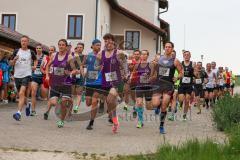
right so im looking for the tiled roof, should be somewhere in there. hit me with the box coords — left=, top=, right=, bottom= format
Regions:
left=0, top=24, right=48, bottom=52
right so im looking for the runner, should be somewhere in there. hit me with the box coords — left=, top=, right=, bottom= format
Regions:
left=71, top=42, right=85, bottom=114
left=194, top=62, right=208, bottom=114
left=44, top=39, right=75, bottom=127
left=178, top=51, right=195, bottom=121
left=211, top=61, right=218, bottom=103
left=96, top=33, right=128, bottom=133
left=129, top=50, right=142, bottom=117
left=217, top=67, right=225, bottom=98
left=223, top=67, right=231, bottom=95
left=151, top=42, right=183, bottom=134
left=132, top=50, right=155, bottom=128
left=84, top=39, right=102, bottom=130
left=30, top=44, right=45, bottom=116
left=230, top=71, right=236, bottom=96
left=205, top=63, right=217, bottom=109
left=10, top=35, right=37, bottom=121
left=168, top=50, right=179, bottom=121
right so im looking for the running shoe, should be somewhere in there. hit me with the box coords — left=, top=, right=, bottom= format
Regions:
left=44, top=112, right=48, bottom=120
left=123, top=104, right=128, bottom=111
left=159, top=126, right=166, bottom=134
left=183, top=114, right=187, bottom=121
left=112, top=123, right=119, bottom=134
left=168, top=114, right=175, bottom=121
left=73, top=105, right=79, bottom=113
left=30, top=111, right=37, bottom=116
left=13, top=112, right=21, bottom=121
left=86, top=124, right=93, bottom=130
left=108, top=118, right=113, bottom=124
left=136, top=121, right=144, bottom=128
left=57, top=120, right=64, bottom=128
left=154, top=107, right=160, bottom=115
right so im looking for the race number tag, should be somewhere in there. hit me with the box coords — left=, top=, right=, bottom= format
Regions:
left=219, top=79, right=225, bottom=85
left=195, top=79, right=202, bottom=84
left=49, top=67, right=53, bottom=74
left=105, top=72, right=118, bottom=82
left=159, top=67, right=170, bottom=76
left=76, top=74, right=81, bottom=79
left=182, top=77, right=191, bottom=84
left=54, top=67, right=65, bottom=76
left=140, top=74, right=149, bottom=84
left=88, top=71, right=99, bottom=80
left=34, top=68, right=42, bottom=75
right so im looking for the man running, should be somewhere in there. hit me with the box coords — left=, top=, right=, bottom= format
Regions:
left=30, top=44, right=45, bottom=116
left=211, top=61, right=218, bottom=103
left=178, top=51, right=195, bottom=121
left=151, top=42, right=183, bottom=134
left=223, top=67, right=231, bottom=95
left=217, top=67, right=225, bottom=98
left=205, top=63, right=217, bottom=109
left=84, top=39, right=102, bottom=130
left=44, top=39, right=75, bottom=127
left=10, top=35, right=37, bottom=121
left=194, top=62, right=208, bottom=114
left=96, top=33, right=128, bottom=133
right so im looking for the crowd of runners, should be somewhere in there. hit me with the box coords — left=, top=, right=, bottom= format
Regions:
left=0, top=33, right=237, bottom=134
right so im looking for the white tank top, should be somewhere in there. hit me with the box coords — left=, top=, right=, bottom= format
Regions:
left=206, top=71, right=215, bottom=88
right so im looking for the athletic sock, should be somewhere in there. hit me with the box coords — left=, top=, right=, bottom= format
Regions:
left=136, top=107, right=144, bottom=123
left=160, top=112, right=167, bottom=127
left=17, top=111, right=21, bottom=115
left=205, top=99, right=209, bottom=107
left=89, top=119, right=94, bottom=126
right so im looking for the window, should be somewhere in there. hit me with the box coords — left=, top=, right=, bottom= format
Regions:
left=1, top=14, right=16, bottom=30
left=125, top=31, right=140, bottom=50
left=67, top=15, right=83, bottom=39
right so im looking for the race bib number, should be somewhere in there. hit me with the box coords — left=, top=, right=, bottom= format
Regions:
left=182, top=77, right=191, bottom=84
left=140, top=74, right=149, bottom=84
left=49, top=67, right=53, bottom=74
left=54, top=67, right=65, bottom=76
left=195, top=79, right=202, bottom=84
left=219, top=79, right=225, bottom=85
left=88, top=71, right=98, bottom=80
left=105, top=72, right=118, bottom=82
left=159, top=67, right=170, bottom=76
left=76, top=74, right=81, bottom=79
left=34, top=68, right=42, bottom=75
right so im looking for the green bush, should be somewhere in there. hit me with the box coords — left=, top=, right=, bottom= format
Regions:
left=212, top=94, right=240, bottom=131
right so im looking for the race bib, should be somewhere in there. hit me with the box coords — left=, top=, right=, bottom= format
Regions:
left=49, top=67, right=53, bottom=74
left=219, top=79, right=225, bottom=85
left=195, top=79, right=202, bottom=84
left=54, top=67, right=65, bottom=76
left=88, top=71, right=98, bottom=80
left=76, top=74, right=81, bottom=79
left=34, top=68, right=42, bottom=75
left=182, top=77, right=191, bottom=84
left=140, top=74, right=149, bottom=84
left=105, top=71, right=118, bottom=82
left=159, top=67, right=170, bottom=76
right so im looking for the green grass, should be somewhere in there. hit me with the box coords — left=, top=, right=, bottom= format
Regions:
left=116, top=95, right=240, bottom=160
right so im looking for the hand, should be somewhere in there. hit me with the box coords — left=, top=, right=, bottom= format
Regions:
left=13, top=55, right=19, bottom=61
left=173, top=77, right=178, bottom=82
left=32, top=66, right=36, bottom=71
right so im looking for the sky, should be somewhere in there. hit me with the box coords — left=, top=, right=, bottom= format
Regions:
left=161, top=0, right=240, bottom=74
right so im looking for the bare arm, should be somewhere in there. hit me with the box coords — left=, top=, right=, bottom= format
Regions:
left=174, top=59, right=183, bottom=81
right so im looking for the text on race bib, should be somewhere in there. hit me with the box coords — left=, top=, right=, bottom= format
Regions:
left=195, top=79, right=202, bottom=84
left=76, top=74, right=81, bottom=79
left=88, top=71, right=99, bottom=80
left=105, top=72, right=118, bottom=82
left=34, top=68, right=42, bottom=75
left=182, top=77, right=191, bottom=84
left=140, top=74, right=149, bottom=84
left=53, top=67, right=65, bottom=76
left=159, top=67, right=170, bottom=76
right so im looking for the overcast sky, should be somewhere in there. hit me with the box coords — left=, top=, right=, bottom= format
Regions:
left=161, top=0, right=240, bottom=74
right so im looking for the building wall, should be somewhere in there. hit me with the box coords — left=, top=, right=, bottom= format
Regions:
left=118, top=0, right=160, bottom=26
left=98, top=0, right=111, bottom=40
left=0, top=0, right=97, bottom=53
left=111, top=10, right=157, bottom=60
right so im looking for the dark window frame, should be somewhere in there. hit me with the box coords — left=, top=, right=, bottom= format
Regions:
left=67, top=15, right=83, bottom=40
left=1, top=14, right=16, bottom=30
left=125, top=30, right=140, bottom=50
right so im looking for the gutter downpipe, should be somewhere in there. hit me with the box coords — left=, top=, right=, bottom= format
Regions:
left=95, top=0, right=99, bottom=39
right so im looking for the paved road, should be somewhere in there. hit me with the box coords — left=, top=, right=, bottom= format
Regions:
left=0, top=93, right=229, bottom=160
